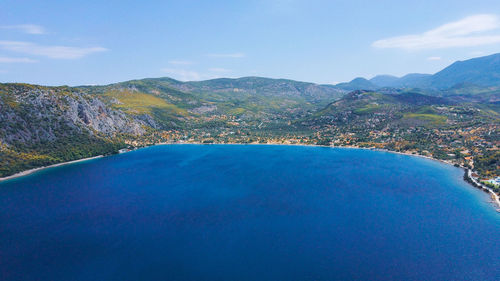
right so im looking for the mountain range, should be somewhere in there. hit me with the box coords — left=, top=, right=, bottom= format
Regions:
left=339, top=53, right=500, bottom=91
left=0, top=53, right=499, bottom=179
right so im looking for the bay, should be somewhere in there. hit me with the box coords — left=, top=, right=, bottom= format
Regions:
left=0, top=145, right=499, bottom=280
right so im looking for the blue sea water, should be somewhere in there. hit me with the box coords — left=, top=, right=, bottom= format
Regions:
left=0, top=145, right=499, bottom=281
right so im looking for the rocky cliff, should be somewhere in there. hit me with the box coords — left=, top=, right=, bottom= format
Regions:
left=0, top=84, right=155, bottom=176
left=0, top=84, right=148, bottom=146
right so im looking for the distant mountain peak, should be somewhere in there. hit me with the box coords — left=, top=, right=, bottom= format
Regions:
left=430, top=52, right=500, bottom=88
left=335, top=77, right=377, bottom=91
left=369, top=75, right=400, bottom=87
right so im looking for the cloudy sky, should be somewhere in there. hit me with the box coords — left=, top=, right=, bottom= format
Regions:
left=2, top=0, right=500, bottom=85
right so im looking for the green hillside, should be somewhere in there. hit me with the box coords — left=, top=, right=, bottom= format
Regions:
left=0, top=75, right=498, bottom=196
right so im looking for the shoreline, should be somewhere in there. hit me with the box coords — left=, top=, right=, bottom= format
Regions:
left=1, top=143, right=498, bottom=210
left=156, top=141, right=457, bottom=165
left=464, top=169, right=500, bottom=211
left=156, top=142, right=500, bottom=210
left=0, top=155, right=104, bottom=182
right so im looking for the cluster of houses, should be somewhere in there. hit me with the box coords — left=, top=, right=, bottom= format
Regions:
left=486, top=177, right=500, bottom=187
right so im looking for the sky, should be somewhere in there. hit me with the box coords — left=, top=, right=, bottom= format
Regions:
left=2, top=0, right=500, bottom=86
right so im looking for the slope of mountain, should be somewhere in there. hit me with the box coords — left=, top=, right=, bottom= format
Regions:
left=441, top=83, right=500, bottom=103
left=0, top=83, right=150, bottom=176
left=335, top=77, right=377, bottom=91
left=0, top=77, right=348, bottom=177
left=395, top=73, right=433, bottom=88
left=345, top=53, right=500, bottom=91
left=369, top=73, right=433, bottom=88
left=308, top=90, right=452, bottom=127
left=101, top=76, right=346, bottom=117
left=301, top=91, right=498, bottom=168
left=369, top=75, right=399, bottom=87
left=430, top=53, right=500, bottom=88
left=171, top=76, right=346, bottom=106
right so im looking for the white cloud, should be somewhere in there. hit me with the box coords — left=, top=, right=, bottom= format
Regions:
left=0, top=41, right=107, bottom=59
left=208, top=67, right=231, bottom=73
left=372, top=14, right=500, bottom=50
left=0, top=24, right=46, bottom=34
left=427, top=56, right=442, bottom=61
left=161, top=68, right=201, bottom=81
left=0, top=56, right=38, bottom=63
left=168, top=60, right=193, bottom=65
left=207, top=53, right=245, bottom=58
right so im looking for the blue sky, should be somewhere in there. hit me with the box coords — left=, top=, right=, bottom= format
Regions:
left=2, top=0, right=500, bottom=85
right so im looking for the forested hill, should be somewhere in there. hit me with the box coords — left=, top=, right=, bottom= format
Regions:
left=0, top=77, right=345, bottom=177
left=0, top=75, right=499, bottom=195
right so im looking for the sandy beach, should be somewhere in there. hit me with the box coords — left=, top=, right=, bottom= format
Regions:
left=0, top=155, right=104, bottom=182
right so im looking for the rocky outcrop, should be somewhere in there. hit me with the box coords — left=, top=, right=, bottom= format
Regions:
left=0, top=84, right=150, bottom=146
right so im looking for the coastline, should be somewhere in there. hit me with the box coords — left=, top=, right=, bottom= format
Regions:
left=0, top=155, right=103, bottom=183
left=157, top=141, right=457, bottom=165
left=464, top=169, right=500, bottom=211
left=1, top=142, right=498, bottom=211
left=337, top=147, right=500, bottom=210
left=156, top=142, right=500, bottom=210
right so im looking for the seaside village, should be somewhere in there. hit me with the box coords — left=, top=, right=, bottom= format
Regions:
left=484, top=176, right=500, bottom=187
left=121, top=117, right=500, bottom=189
